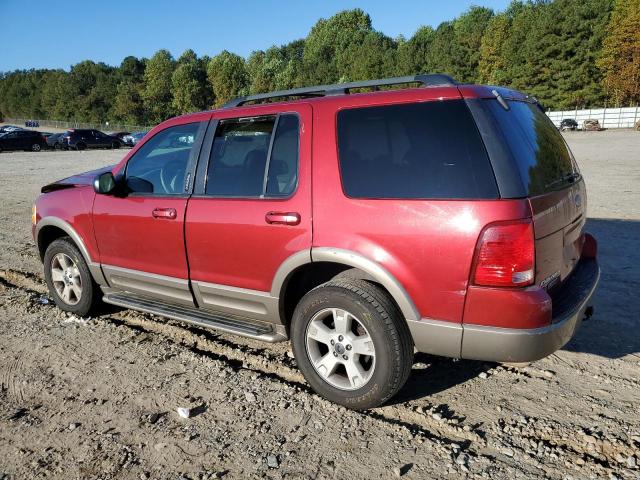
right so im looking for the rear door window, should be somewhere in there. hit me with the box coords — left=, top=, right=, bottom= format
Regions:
left=205, top=114, right=299, bottom=198
left=336, top=100, right=498, bottom=199
left=483, top=100, right=578, bottom=196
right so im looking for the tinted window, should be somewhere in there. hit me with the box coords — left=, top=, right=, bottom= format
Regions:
left=266, top=115, right=299, bottom=197
left=125, top=122, right=204, bottom=195
left=206, top=114, right=299, bottom=197
left=337, top=100, right=498, bottom=199
left=484, top=99, right=577, bottom=196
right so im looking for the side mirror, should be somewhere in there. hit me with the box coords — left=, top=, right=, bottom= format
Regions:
left=94, top=171, right=116, bottom=194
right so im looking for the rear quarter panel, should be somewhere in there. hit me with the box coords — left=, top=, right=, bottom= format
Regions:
left=312, top=92, right=532, bottom=323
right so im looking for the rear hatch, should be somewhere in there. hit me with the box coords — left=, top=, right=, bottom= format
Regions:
left=473, top=96, right=586, bottom=292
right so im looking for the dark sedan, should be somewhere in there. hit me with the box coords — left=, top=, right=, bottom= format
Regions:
left=61, top=129, right=122, bottom=150
left=0, top=130, right=47, bottom=152
left=46, top=132, right=67, bottom=150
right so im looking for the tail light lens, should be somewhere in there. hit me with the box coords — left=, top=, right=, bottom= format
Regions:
left=472, top=220, right=535, bottom=287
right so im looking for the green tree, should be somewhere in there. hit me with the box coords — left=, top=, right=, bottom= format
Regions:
left=142, top=49, right=175, bottom=123
left=113, top=56, right=146, bottom=124
left=341, top=31, right=398, bottom=81
left=451, top=6, right=494, bottom=82
left=300, top=9, right=373, bottom=84
left=598, top=0, right=640, bottom=105
left=207, top=51, right=248, bottom=107
left=397, top=26, right=436, bottom=75
left=478, top=14, right=511, bottom=83
left=171, top=49, right=211, bottom=114
left=65, top=61, right=118, bottom=123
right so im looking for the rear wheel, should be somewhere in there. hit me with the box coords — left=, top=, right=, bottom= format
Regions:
left=111, top=141, right=120, bottom=149
left=43, top=237, right=101, bottom=316
left=31, top=143, right=41, bottom=152
left=291, top=279, right=413, bottom=410
left=76, top=142, right=86, bottom=151
left=54, top=142, right=61, bottom=150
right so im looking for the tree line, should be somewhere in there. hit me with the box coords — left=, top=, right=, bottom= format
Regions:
left=0, top=0, right=638, bottom=127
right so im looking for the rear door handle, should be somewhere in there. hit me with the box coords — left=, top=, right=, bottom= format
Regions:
left=265, top=211, right=301, bottom=226
left=152, top=208, right=177, bottom=219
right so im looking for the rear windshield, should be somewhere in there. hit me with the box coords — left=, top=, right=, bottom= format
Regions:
left=483, top=99, right=577, bottom=196
left=336, top=100, right=498, bottom=199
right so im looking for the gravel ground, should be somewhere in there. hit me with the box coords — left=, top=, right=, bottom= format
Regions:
left=0, top=131, right=639, bottom=480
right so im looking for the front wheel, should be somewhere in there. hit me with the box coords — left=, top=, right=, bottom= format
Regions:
left=111, top=141, right=120, bottom=149
left=291, top=279, right=413, bottom=410
left=43, top=237, right=101, bottom=316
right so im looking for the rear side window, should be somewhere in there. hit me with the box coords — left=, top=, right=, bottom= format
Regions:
left=484, top=100, right=577, bottom=196
left=206, top=114, right=299, bottom=197
left=337, top=100, right=498, bottom=199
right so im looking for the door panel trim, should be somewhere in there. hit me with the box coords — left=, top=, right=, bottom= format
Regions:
left=101, top=264, right=194, bottom=306
left=192, top=280, right=280, bottom=324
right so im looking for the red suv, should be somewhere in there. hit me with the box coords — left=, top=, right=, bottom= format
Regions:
left=32, top=74, right=599, bottom=409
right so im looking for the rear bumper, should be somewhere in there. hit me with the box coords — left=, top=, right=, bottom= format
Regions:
left=460, top=258, right=600, bottom=362
left=407, top=258, right=599, bottom=362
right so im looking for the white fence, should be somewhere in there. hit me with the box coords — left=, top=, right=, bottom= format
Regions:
left=546, top=107, right=640, bottom=129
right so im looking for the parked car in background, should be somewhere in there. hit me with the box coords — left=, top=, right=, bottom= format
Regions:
left=40, top=132, right=55, bottom=139
left=46, top=133, right=66, bottom=150
left=121, top=131, right=148, bottom=147
left=0, top=130, right=46, bottom=152
left=33, top=74, right=599, bottom=409
left=61, top=129, right=122, bottom=150
left=560, top=118, right=578, bottom=131
left=108, top=131, right=131, bottom=142
left=0, top=125, right=23, bottom=134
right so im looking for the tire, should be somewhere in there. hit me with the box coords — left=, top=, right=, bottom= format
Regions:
left=43, top=237, right=101, bottom=317
left=76, top=142, right=86, bottom=151
left=111, top=141, right=120, bottom=149
left=54, top=143, right=61, bottom=150
left=31, top=143, right=41, bottom=152
left=291, top=279, right=414, bottom=410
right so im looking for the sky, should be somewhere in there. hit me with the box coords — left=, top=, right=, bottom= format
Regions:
left=0, top=0, right=511, bottom=72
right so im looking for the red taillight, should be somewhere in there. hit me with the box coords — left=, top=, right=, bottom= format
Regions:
left=472, top=220, right=535, bottom=287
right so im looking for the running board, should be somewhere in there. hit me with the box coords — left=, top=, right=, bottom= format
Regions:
left=103, top=293, right=287, bottom=342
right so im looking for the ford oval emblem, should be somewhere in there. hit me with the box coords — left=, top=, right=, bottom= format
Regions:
left=574, top=194, right=582, bottom=207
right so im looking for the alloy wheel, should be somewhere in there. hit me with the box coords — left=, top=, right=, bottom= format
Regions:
left=50, top=253, right=82, bottom=305
left=305, top=307, right=376, bottom=390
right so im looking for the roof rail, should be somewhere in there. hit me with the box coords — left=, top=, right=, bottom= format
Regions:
left=222, top=73, right=457, bottom=108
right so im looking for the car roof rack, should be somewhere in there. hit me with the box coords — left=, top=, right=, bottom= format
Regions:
left=222, top=73, right=457, bottom=108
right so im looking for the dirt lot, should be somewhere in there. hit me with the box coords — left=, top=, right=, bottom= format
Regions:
left=0, top=130, right=639, bottom=480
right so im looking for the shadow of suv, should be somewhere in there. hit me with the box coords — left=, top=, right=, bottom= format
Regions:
left=32, top=74, right=599, bottom=409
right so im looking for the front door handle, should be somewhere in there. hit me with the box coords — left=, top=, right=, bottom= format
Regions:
left=152, top=207, right=177, bottom=219
left=265, top=211, right=301, bottom=226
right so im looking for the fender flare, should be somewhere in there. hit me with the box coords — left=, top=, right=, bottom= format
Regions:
left=270, top=247, right=420, bottom=322
left=35, top=217, right=107, bottom=285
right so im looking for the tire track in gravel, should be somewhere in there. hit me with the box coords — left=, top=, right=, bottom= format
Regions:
left=1, top=267, right=636, bottom=474
left=0, top=357, right=26, bottom=404
left=0, top=268, right=479, bottom=451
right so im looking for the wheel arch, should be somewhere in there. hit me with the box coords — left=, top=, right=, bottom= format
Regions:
left=36, top=217, right=107, bottom=285
left=272, top=248, right=420, bottom=330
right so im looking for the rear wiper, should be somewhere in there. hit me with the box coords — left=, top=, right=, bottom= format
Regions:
left=545, top=172, right=580, bottom=189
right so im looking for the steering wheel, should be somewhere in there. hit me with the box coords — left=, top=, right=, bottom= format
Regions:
left=160, top=159, right=184, bottom=194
